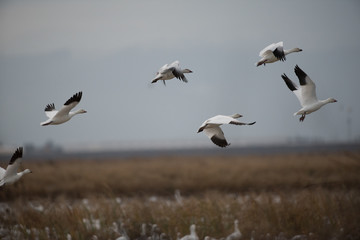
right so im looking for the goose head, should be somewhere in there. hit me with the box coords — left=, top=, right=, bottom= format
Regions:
left=231, top=114, right=243, bottom=119
left=327, top=98, right=337, bottom=103
left=285, top=48, right=303, bottom=54
left=77, top=109, right=87, bottom=114
left=22, top=169, right=32, bottom=175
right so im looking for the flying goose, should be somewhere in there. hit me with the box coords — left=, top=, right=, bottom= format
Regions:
left=256, top=41, right=302, bottom=66
left=197, top=114, right=256, bottom=148
left=41, top=91, right=87, bottom=126
left=0, top=147, right=32, bottom=187
left=281, top=65, right=337, bottom=122
left=152, top=60, right=192, bottom=85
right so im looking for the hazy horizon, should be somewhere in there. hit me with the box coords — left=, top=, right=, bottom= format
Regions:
left=1, top=1, right=360, bottom=150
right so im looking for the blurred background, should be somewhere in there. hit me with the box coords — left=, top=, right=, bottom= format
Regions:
left=1, top=0, right=359, bottom=156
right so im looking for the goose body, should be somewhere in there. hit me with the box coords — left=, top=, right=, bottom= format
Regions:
left=256, top=42, right=302, bottom=66
left=197, top=114, right=256, bottom=148
left=152, top=60, right=192, bottom=85
left=180, top=224, right=198, bottom=240
left=281, top=65, right=337, bottom=121
left=41, top=91, right=87, bottom=126
left=225, top=220, right=242, bottom=240
left=0, top=147, right=32, bottom=187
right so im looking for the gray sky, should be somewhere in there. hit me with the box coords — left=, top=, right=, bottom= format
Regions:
left=1, top=0, right=359, bottom=150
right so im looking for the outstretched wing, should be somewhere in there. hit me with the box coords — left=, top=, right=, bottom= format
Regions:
left=168, top=61, right=187, bottom=82
left=203, top=126, right=230, bottom=148
left=272, top=46, right=286, bottom=61
left=3, top=147, right=23, bottom=180
left=44, top=103, right=57, bottom=118
left=55, top=92, right=83, bottom=117
left=230, top=120, right=256, bottom=126
left=171, top=68, right=187, bottom=82
left=259, top=42, right=283, bottom=57
left=294, top=65, right=318, bottom=106
left=281, top=73, right=303, bottom=106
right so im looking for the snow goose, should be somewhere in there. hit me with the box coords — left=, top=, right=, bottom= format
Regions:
left=151, top=60, right=192, bottom=85
left=135, top=223, right=147, bottom=240
left=41, top=91, right=87, bottom=126
left=0, top=147, right=32, bottom=187
left=281, top=65, right=337, bottom=122
left=204, top=237, right=219, bottom=240
left=256, top=41, right=302, bottom=66
left=180, top=224, right=198, bottom=240
left=197, top=114, right=256, bottom=148
left=225, top=220, right=242, bottom=240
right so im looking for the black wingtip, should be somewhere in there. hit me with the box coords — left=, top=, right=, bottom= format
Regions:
left=211, top=136, right=230, bottom=148
left=281, top=73, right=297, bottom=91
left=9, top=147, right=23, bottom=165
left=64, top=91, right=82, bottom=106
left=294, top=65, right=302, bottom=74
left=44, top=103, right=55, bottom=112
left=294, top=65, right=307, bottom=85
left=197, top=126, right=204, bottom=133
left=171, top=69, right=187, bottom=82
left=273, top=47, right=286, bottom=61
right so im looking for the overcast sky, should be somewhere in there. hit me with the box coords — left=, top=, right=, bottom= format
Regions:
left=0, top=0, right=359, bottom=150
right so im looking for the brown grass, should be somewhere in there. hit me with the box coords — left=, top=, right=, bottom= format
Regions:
left=1, top=151, right=360, bottom=199
left=0, top=151, right=360, bottom=239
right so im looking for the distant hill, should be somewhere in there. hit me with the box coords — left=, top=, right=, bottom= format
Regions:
left=0, top=142, right=359, bottom=162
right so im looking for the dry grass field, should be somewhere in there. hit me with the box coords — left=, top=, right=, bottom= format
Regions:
left=0, top=151, right=360, bottom=239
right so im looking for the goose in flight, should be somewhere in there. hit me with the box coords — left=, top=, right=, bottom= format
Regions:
left=281, top=65, right=337, bottom=122
left=256, top=41, right=302, bottom=67
left=151, top=60, right=192, bottom=85
left=0, top=147, right=32, bottom=187
left=41, top=91, right=87, bottom=126
left=197, top=114, right=256, bottom=148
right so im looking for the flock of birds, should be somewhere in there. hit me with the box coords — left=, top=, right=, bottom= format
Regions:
left=1, top=41, right=337, bottom=191
left=110, top=220, right=308, bottom=240
left=109, top=220, right=242, bottom=240
left=142, top=221, right=242, bottom=240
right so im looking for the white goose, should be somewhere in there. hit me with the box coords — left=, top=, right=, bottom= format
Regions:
left=256, top=41, right=302, bottom=66
left=180, top=224, right=198, bottom=240
left=152, top=60, right=192, bottom=85
left=225, top=220, right=242, bottom=240
left=197, top=114, right=256, bottom=148
left=281, top=65, right=337, bottom=122
left=0, top=147, right=32, bottom=187
left=41, top=91, right=87, bottom=126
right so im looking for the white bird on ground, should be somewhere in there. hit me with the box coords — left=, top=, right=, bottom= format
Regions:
left=0, top=147, right=32, bottom=187
left=290, top=234, right=309, bottom=240
left=281, top=65, right=337, bottom=122
left=41, top=91, right=87, bottom=126
left=256, top=41, right=302, bottom=66
left=151, top=224, right=161, bottom=240
left=151, top=60, right=192, bottom=85
left=180, top=224, right=198, bottom=240
left=204, top=237, right=222, bottom=240
left=197, top=114, right=256, bottom=148
left=225, top=220, right=242, bottom=240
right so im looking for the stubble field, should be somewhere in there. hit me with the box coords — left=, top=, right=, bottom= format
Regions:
left=0, top=151, right=359, bottom=240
